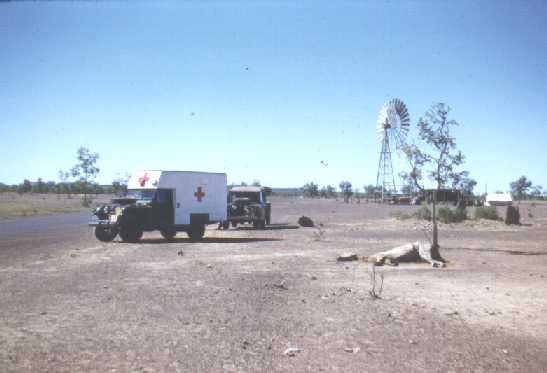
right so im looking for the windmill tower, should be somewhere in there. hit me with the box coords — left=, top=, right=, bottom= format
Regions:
left=376, top=98, right=410, bottom=201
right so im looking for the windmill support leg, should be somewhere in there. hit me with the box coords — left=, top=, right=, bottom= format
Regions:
left=376, top=131, right=396, bottom=202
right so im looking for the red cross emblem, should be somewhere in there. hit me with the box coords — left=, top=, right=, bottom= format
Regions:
left=138, top=173, right=150, bottom=187
left=194, top=186, right=205, bottom=202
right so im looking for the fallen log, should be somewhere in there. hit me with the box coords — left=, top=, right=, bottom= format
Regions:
left=365, top=241, right=445, bottom=268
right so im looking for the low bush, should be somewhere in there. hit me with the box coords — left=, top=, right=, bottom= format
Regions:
left=414, top=203, right=432, bottom=221
left=474, top=206, right=498, bottom=220
left=438, top=207, right=467, bottom=223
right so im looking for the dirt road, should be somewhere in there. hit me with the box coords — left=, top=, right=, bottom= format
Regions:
left=1, top=198, right=546, bottom=372
left=0, top=211, right=90, bottom=266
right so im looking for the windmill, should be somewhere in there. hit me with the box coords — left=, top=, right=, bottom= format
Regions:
left=375, top=98, right=410, bottom=201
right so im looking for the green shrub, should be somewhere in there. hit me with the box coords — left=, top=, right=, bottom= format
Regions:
left=438, top=207, right=467, bottom=223
left=414, top=203, right=432, bottom=221
left=474, top=206, right=498, bottom=220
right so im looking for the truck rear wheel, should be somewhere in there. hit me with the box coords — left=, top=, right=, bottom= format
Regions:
left=160, top=228, right=177, bottom=241
left=188, top=224, right=205, bottom=242
left=119, top=226, right=143, bottom=243
left=95, top=226, right=117, bottom=242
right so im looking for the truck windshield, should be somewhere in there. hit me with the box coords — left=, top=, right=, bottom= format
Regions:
left=126, top=189, right=156, bottom=201
left=231, top=192, right=261, bottom=203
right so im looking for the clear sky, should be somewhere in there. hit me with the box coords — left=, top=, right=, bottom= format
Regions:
left=1, top=1, right=546, bottom=192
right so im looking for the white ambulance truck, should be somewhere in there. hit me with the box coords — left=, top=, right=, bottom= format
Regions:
left=90, top=170, right=227, bottom=242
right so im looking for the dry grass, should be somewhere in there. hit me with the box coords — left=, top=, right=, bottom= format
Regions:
left=0, top=193, right=111, bottom=219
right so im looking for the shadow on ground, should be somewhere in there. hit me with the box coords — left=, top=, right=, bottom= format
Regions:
left=234, top=224, right=300, bottom=231
left=119, top=237, right=284, bottom=244
left=448, top=247, right=547, bottom=256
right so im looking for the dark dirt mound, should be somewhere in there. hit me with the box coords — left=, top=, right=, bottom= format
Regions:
left=298, top=216, right=314, bottom=227
left=505, top=205, right=520, bottom=225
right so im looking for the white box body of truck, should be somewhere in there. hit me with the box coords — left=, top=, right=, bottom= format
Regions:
left=127, top=170, right=227, bottom=225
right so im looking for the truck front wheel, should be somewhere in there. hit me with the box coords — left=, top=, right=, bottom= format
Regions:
left=95, top=226, right=118, bottom=242
left=188, top=225, right=205, bottom=242
left=119, top=226, right=143, bottom=243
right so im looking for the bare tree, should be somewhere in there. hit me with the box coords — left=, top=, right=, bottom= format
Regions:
left=401, top=103, right=467, bottom=260
left=303, top=182, right=319, bottom=198
left=339, top=181, right=353, bottom=203
left=65, top=147, right=100, bottom=206
left=510, top=176, right=533, bottom=201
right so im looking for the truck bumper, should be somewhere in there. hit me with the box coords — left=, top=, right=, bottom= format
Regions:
left=88, top=219, right=118, bottom=228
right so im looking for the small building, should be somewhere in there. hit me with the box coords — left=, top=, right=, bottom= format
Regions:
left=485, top=193, right=512, bottom=206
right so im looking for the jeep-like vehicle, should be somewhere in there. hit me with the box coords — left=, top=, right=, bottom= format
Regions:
left=90, top=170, right=227, bottom=243
left=221, top=186, right=271, bottom=229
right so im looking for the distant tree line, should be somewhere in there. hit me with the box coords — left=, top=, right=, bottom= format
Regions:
left=228, top=179, right=262, bottom=188
left=300, top=175, right=545, bottom=203
left=302, top=181, right=379, bottom=202
left=0, top=179, right=123, bottom=195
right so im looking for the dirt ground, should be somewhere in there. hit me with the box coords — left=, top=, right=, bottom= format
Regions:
left=1, top=197, right=546, bottom=372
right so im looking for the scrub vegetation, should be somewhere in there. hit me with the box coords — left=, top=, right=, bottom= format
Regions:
left=0, top=193, right=111, bottom=219
left=474, top=206, right=499, bottom=221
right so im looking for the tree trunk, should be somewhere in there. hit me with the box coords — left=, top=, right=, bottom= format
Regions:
left=366, top=241, right=445, bottom=268
left=430, top=190, right=443, bottom=261
left=432, top=193, right=438, bottom=248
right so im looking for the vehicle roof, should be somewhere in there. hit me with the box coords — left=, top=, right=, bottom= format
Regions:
left=486, top=193, right=512, bottom=202
left=138, top=170, right=226, bottom=176
left=230, top=186, right=263, bottom=193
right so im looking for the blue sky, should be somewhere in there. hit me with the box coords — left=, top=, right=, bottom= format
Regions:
left=1, top=1, right=546, bottom=192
